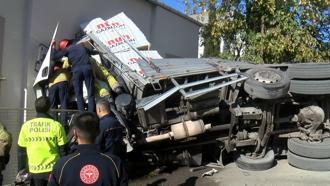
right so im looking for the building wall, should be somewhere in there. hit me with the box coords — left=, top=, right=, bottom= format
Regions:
left=149, top=6, right=199, bottom=58
left=0, top=1, right=31, bottom=184
left=0, top=0, right=29, bottom=108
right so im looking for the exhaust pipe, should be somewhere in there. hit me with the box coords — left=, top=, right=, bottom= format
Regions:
left=146, top=120, right=211, bottom=143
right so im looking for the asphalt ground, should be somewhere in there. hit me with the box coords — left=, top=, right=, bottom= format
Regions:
left=129, top=158, right=330, bottom=186
left=129, top=165, right=218, bottom=186
left=210, top=159, right=330, bottom=186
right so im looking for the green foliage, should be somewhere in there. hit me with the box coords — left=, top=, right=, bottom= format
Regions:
left=202, top=0, right=220, bottom=57
left=185, top=0, right=330, bottom=63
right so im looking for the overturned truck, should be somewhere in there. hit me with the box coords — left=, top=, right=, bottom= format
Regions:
left=100, top=56, right=330, bottom=171
left=35, top=13, right=330, bottom=171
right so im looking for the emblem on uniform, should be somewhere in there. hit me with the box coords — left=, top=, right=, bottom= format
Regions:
left=80, top=164, right=100, bottom=184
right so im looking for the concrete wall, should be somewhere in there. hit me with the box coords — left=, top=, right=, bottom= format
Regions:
left=0, top=0, right=30, bottom=108
left=0, top=1, right=32, bottom=184
left=149, top=6, right=200, bottom=58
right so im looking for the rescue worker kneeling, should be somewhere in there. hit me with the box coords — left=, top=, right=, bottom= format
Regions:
left=48, top=112, right=128, bottom=186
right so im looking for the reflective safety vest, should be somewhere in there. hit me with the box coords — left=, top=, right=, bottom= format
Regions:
left=90, top=57, right=120, bottom=91
left=18, top=117, right=67, bottom=173
left=49, top=57, right=71, bottom=87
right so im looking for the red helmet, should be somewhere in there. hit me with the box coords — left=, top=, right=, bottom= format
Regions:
left=59, top=39, right=69, bottom=50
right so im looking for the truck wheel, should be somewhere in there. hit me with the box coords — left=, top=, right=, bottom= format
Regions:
left=243, top=68, right=290, bottom=99
left=289, top=80, right=330, bottom=95
left=288, top=63, right=330, bottom=79
left=235, top=150, right=275, bottom=171
left=287, top=151, right=330, bottom=171
left=288, top=138, right=330, bottom=159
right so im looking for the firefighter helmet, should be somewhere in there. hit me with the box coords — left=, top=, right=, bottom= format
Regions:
left=59, top=39, right=69, bottom=50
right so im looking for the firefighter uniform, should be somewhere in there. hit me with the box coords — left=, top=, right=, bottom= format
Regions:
left=48, top=144, right=128, bottom=186
left=90, top=57, right=121, bottom=92
left=17, top=113, right=67, bottom=184
left=48, top=57, right=70, bottom=128
left=53, top=44, right=96, bottom=112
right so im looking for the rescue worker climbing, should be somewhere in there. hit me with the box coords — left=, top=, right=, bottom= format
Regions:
left=48, top=112, right=128, bottom=186
left=52, top=39, right=97, bottom=112
left=17, top=97, right=67, bottom=186
left=90, top=57, right=123, bottom=96
left=48, top=56, right=70, bottom=129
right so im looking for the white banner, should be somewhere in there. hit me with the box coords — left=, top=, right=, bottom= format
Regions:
left=33, top=23, right=59, bottom=87
left=83, top=12, right=150, bottom=53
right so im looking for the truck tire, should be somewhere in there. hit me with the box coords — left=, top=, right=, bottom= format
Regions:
left=288, top=63, right=330, bottom=79
left=287, top=151, right=330, bottom=171
left=235, top=150, right=275, bottom=171
left=243, top=68, right=290, bottom=99
left=288, top=138, right=330, bottom=159
left=289, top=80, right=330, bottom=95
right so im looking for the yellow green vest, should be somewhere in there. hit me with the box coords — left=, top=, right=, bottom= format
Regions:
left=18, top=117, right=67, bottom=173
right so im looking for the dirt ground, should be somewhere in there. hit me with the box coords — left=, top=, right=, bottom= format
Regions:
left=129, top=159, right=330, bottom=186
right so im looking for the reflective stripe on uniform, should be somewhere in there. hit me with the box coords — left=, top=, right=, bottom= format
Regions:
left=100, top=153, right=120, bottom=178
left=17, top=118, right=67, bottom=173
left=59, top=153, right=81, bottom=184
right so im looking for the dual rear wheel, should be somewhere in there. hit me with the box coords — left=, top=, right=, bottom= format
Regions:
left=287, top=138, right=330, bottom=171
left=235, top=138, right=330, bottom=171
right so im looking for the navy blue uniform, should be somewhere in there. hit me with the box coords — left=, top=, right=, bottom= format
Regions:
left=49, top=81, right=69, bottom=127
left=48, top=144, right=128, bottom=186
left=96, top=114, right=125, bottom=158
left=52, top=44, right=95, bottom=112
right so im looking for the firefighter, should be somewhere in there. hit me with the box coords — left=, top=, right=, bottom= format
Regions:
left=52, top=39, right=97, bottom=112
left=17, top=97, right=67, bottom=186
left=0, top=121, right=11, bottom=185
left=90, top=57, right=123, bottom=95
left=48, top=57, right=70, bottom=130
left=48, top=112, right=128, bottom=186
left=95, top=98, right=125, bottom=159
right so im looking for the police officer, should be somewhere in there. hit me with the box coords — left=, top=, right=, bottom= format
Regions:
left=48, top=112, right=128, bottom=186
left=95, top=98, right=125, bottom=158
left=17, top=97, right=67, bottom=186
left=52, top=39, right=96, bottom=112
